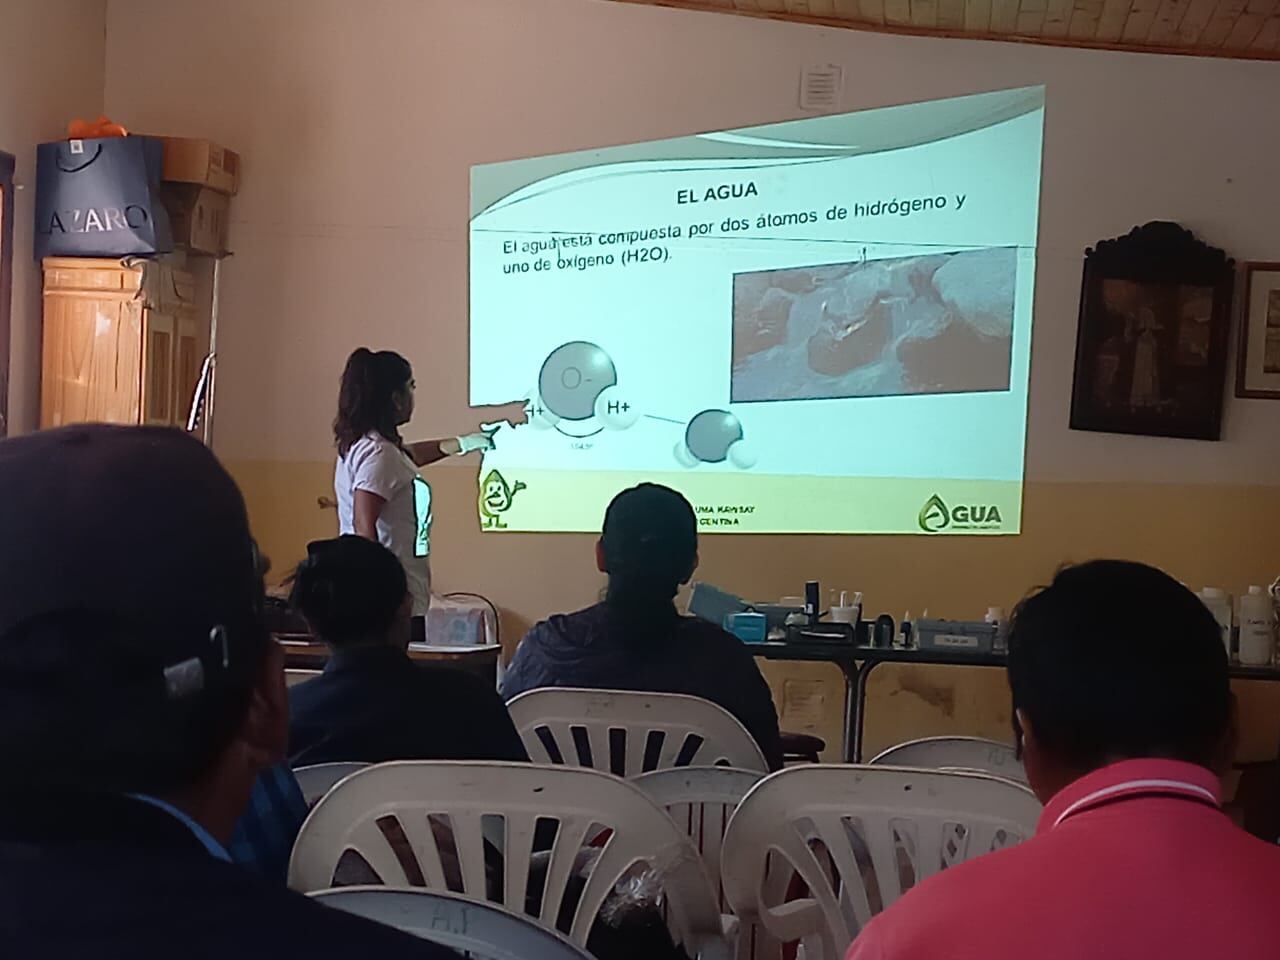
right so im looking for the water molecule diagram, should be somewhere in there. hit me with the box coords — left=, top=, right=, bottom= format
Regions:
left=528, top=340, right=757, bottom=470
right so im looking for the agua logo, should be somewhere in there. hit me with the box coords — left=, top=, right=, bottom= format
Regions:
left=918, top=494, right=1003, bottom=533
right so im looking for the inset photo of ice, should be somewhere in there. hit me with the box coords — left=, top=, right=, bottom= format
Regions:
left=731, top=246, right=1017, bottom=402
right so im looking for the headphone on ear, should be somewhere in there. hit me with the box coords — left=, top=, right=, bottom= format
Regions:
left=162, top=539, right=267, bottom=706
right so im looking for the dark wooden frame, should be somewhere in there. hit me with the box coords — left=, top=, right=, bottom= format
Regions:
left=1068, top=221, right=1234, bottom=441
left=1236, top=261, right=1280, bottom=400
left=0, top=151, right=14, bottom=438
left=615, top=1, right=1280, bottom=65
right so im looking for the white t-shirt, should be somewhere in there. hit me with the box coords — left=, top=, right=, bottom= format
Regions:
left=335, top=431, right=432, bottom=616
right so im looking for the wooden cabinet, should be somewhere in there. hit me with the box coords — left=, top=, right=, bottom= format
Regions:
left=41, top=257, right=205, bottom=429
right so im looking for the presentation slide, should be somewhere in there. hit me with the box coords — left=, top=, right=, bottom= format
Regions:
left=469, top=87, right=1044, bottom=534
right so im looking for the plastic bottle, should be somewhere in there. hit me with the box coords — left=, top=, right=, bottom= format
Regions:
left=1198, top=588, right=1234, bottom=660
left=1239, top=586, right=1276, bottom=667
left=986, top=606, right=1006, bottom=652
left=804, top=580, right=820, bottom=624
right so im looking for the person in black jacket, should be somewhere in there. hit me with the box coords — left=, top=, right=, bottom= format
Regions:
left=288, top=535, right=527, bottom=766
left=502, top=482, right=783, bottom=770
left=0, top=425, right=453, bottom=959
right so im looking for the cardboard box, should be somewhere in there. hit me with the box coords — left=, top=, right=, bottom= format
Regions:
left=160, top=184, right=230, bottom=255
left=160, top=137, right=240, bottom=195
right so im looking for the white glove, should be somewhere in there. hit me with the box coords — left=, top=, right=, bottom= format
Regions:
left=455, top=430, right=496, bottom=455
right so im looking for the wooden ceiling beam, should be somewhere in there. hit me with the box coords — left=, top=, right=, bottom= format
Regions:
left=609, top=0, right=1280, bottom=58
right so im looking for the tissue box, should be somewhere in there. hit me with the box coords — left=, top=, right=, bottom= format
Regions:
left=725, top=612, right=767, bottom=643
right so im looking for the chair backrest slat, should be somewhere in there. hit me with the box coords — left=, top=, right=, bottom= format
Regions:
left=507, top=688, right=768, bottom=776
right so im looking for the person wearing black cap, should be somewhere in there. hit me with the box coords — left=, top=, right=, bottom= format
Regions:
left=286, top=534, right=527, bottom=766
left=502, top=482, right=783, bottom=770
left=0, top=425, right=455, bottom=957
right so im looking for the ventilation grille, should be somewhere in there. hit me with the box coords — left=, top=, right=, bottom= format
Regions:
left=800, top=64, right=843, bottom=111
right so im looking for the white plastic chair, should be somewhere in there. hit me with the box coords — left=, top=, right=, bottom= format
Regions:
left=634, top=767, right=775, bottom=960
left=312, top=886, right=593, bottom=960
left=721, top=765, right=1042, bottom=960
left=506, top=687, right=768, bottom=776
left=289, top=761, right=733, bottom=959
left=868, top=736, right=1026, bottom=784
left=293, top=762, right=369, bottom=807
left=633, top=766, right=764, bottom=900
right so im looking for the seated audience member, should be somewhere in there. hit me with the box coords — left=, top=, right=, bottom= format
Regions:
left=288, top=535, right=527, bottom=766
left=502, top=482, right=783, bottom=770
left=848, top=560, right=1280, bottom=960
left=0, top=426, right=454, bottom=958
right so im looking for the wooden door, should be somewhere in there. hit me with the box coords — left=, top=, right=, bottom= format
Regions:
left=141, top=308, right=176, bottom=426
left=175, top=312, right=202, bottom=425
left=41, top=290, right=143, bottom=427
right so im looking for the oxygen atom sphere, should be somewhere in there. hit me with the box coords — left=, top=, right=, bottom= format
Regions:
left=684, top=409, right=745, bottom=464
left=537, top=341, right=618, bottom=421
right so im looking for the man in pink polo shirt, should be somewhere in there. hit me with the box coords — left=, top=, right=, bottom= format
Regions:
left=849, top=559, right=1280, bottom=960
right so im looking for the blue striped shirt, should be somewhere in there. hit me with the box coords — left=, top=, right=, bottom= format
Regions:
left=228, top=762, right=309, bottom=882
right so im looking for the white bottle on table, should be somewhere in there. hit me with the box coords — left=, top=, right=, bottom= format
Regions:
left=1198, top=587, right=1234, bottom=660
left=1238, top=586, right=1275, bottom=667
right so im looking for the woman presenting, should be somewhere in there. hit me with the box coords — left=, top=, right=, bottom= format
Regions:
left=332, top=348, right=492, bottom=632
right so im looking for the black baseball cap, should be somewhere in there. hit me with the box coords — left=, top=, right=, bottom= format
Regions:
left=0, top=425, right=268, bottom=792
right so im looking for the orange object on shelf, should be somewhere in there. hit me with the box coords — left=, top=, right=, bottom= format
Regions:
left=66, top=116, right=129, bottom=139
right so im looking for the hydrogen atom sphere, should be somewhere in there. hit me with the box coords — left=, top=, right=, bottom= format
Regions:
left=727, top=438, right=757, bottom=469
left=595, top=385, right=640, bottom=429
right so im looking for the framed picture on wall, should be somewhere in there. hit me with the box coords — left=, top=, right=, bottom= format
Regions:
left=1236, top=262, right=1280, bottom=399
left=1069, top=221, right=1234, bottom=441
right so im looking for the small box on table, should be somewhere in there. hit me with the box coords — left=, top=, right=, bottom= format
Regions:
left=915, top=619, right=998, bottom=654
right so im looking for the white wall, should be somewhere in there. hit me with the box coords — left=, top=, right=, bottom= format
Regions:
left=100, top=0, right=1280, bottom=484
left=1, top=0, right=106, bottom=434
left=95, top=1, right=1280, bottom=756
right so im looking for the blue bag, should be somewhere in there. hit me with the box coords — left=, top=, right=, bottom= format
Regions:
left=34, top=136, right=174, bottom=259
